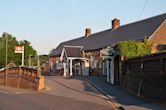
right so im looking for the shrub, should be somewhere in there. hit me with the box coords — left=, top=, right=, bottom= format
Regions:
left=118, top=39, right=151, bottom=59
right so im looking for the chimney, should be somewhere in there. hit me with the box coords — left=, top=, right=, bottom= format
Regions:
left=112, top=18, right=120, bottom=29
left=85, top=28, right=91, bottom=37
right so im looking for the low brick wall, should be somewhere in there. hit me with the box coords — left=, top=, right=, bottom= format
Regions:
left=122, top=52, right=166, bottom=102
left=0, top=67, right=45, bottom=91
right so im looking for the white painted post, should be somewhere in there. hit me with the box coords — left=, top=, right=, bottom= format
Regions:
left=70, top=59, right=73, bottom=76
left=63, top=62, right=66, bottom=77
left=106, top=60, right=110, bottom=83
left=111, top=57, right=114, bottom=85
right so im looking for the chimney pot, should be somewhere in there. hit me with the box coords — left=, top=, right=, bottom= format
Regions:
left=112, top=18, right=120, bottom=29
left=85, top=28, right=91, bottom=37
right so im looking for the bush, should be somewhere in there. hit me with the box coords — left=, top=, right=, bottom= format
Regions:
left=118, top=39, right=151, bottom=59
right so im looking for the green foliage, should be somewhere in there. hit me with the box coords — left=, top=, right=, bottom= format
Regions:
left=0, top=33, right=36, bottom=68
left=118, top=39, right=151, bottom=59
left=39, top=55, right=48, bottom=68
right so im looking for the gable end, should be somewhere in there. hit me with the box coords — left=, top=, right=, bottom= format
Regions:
left=149, top=20, right=166, bottom=44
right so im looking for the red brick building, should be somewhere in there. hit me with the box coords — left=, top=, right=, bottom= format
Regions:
left=46, top=13, right=166, bottom=83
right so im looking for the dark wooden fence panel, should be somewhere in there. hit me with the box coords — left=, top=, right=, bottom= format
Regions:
left=122, top=52, right=166, bottom=102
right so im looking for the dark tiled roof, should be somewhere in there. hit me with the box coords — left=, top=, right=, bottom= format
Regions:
left=51, top=13, right=166, bottom=57
left=65, top=47, right=83, bottom=57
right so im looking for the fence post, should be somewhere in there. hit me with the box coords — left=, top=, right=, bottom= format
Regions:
left=141, top=60, right=144, bottom=74
left=137, top=79, right=142, bottom=97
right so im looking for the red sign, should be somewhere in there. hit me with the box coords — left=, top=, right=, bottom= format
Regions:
left=15, top=46, right=24, bottom=53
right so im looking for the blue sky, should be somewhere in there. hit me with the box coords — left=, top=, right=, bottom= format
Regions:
left=0, top=0, right=166, bottom=54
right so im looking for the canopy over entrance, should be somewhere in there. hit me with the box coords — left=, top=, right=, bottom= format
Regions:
left=60, top=46, right=90, bottom=77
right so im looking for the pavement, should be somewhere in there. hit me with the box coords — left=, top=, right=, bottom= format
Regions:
left=45, top=76, right=113, bottom=107
left=77, top=76, right=166, bottom=110
left=0, top=76, right=114, bottom=110
left=1, top=75, right=165, bottom=110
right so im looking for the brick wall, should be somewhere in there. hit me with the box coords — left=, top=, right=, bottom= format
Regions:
left=122, top=52, right=166, bottom=102
left=149, top=21, right=166, bottom=52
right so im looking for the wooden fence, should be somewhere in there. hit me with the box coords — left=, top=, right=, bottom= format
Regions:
left=122, top=52, right=166, bottom=102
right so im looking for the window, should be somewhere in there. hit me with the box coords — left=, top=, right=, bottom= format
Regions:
left=56, top=58, right=63, bottom=69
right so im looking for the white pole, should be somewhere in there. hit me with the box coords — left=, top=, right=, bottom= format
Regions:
left=22, top=46, right=24, bottom=66
left=70, top=59, right=73, bottom=76
left=111, top=57, right=114, bottom=85
left=63, top=62, right=66, bottom=77
left=106, top=60, right=110, bottom=83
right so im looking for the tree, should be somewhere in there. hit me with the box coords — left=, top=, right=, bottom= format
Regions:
left=0, top=33, right=37, bottom=68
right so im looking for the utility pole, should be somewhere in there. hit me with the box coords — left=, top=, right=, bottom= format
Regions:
left=3, top=33, right=8, bottom=86
left=37, top=54, right=40, bottom=69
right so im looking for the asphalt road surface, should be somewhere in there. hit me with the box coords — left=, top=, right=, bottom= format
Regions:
left=0, top=76, right=114, bottom=110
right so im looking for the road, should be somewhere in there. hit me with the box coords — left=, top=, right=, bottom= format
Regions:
left=0, top=76, right=114, bottom=110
